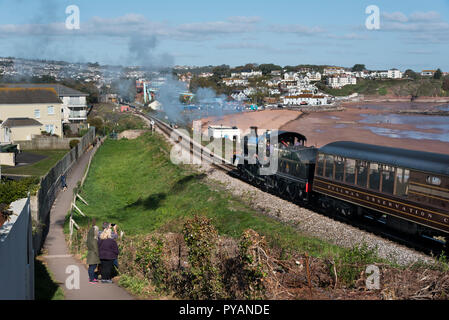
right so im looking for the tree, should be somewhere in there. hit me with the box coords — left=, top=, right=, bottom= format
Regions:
left=212, top=65, right=230, bottom=78
left=404, top=69, right=418, bottom=79
left=434, top=68, right=442, bottom=80
left=442, top=77, right=449, bottom=91
left=258, top=64, right=282, bottom=75
left=351, top=64, right=366, bottom=72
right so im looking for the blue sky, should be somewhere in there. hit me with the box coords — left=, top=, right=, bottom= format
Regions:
left=0, top=0, right=448, bottom=70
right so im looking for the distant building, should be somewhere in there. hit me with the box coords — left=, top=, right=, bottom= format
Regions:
left=323, top=67, right=346, bottom=76
left=421, top=70, right=437, bottom=77
left=223, top=78, right=249, bottom=86
left=208, top=125, right=240, bottom=142
left=388, top=69, right=403, bottom=79
left=231, top=70, right=262, bottom=78
left=327, top=76, right=357, bottom=88
left=283, top=94, right=328, bottom=106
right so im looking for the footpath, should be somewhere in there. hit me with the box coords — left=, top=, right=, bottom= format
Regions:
left=43, top=143, right=134, bottom=300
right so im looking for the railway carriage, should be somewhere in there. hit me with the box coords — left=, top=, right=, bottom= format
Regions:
left=312, top=141, right=449, bottom=238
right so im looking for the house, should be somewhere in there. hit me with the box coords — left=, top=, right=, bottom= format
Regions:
left=387, top=69, right=403, bottom=79
left=2, top=84, right=89, bottom=124
left=323, top=67, right=346, bottom=76
left=1, top=118, right=42, bottom=143
left=421, top=70, right=437, bottom=77
left=327, top=76, right=357, bottom=88
left=0, top=88, right=63, bottom=142
left=208, top=125, right=240, bottom=143
left=283, top=94, right=328, bottom=106
left=223, top=78, right=249, bottom=87
left=306, top=71, right=322, bottom=81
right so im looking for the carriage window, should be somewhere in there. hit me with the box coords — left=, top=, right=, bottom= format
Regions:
left=356, top=161, right=368, bottom=188
left=369, top=163, right=380, bottom=191
left=316, top=153, right=324, bottom=176
left=345, top=159, right=356, bottom=184
left=335, top=156, right=345, bottom=181
left=381, top=165, right=395, bottom=195
left=426, top=176, right=441, bottom=186
left=395, top=168, right=409, bottom=197
left=324, top=155, right=334, bottom=178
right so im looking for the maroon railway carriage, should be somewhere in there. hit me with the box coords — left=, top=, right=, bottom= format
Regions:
left=312, top=141, right=449, bottom=239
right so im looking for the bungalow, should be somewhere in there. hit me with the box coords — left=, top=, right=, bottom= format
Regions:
left=1, top=118, right=42, bottom=143
left=421, top=70, right=437, bottom=77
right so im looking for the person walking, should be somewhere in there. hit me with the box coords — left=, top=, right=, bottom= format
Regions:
left=61, top=174, right=68, bottom=191
left=98, top=228, right=119, bottom=283
left=86, top=218, right=100, bottom=284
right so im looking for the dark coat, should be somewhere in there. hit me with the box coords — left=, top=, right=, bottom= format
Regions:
left=86, top=227, right=100, bottom=265
left=98, top=238, right=119, bottom=260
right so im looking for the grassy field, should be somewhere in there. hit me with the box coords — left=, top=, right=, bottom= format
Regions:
left=2, top=150, right=68, bottom=176
left=69, top=132, right=345, bottom=258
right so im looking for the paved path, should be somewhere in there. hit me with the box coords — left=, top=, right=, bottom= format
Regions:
left=43, top=144, right=134, bottom=300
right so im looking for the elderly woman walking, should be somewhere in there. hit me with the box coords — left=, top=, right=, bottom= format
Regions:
left=98, top=228, right=119, bottom=283
left=86, top=218, right=100, bottom=284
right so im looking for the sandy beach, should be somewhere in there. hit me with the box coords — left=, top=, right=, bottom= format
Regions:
left=201, top=103, right=449, bottom=156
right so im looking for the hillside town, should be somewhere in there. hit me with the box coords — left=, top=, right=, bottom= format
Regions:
left=1, top=56, right=448, bottom=148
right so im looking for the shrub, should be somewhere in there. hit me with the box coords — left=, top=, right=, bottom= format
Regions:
left=0, top=177, right=40, bottom=205
left=239, top=229, right=268, bottom=299
left=69, top=139, right=80, bottom=149
left=179, top=215, right=224, bottom=299
left=333, top=243, right=378, bottom=288
left=134, top=236, right=167, bottom=291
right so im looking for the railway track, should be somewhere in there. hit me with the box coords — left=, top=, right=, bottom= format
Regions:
left=140, top=111, right=445, bottom=259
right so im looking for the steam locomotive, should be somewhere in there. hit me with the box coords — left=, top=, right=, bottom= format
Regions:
left=233, top=127, right=449, bottom=243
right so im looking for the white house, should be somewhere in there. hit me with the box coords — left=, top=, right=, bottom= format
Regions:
left=421, top=70, right=437, bottom=77
left=323, top=67, right=346, bottom=76
left=283, top=94, right=328, bottom=106
left=208, top=125, right=241, bottom=142
left=231, top=70, right=262, bottom=78
left=223, top=78, right=249, bottom=86
left=387, top=69, right=402, bottom=79
left=306, top=71, right=322, bottom=81
left=327, top=76, right=357, bottom=88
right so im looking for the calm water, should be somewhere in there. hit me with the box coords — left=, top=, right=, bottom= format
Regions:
left=364, top=126, right=449, bottom=143
left=358, top=113, right=449, bottom=143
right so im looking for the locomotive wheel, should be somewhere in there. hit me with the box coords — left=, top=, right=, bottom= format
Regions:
left=287, top=184, right=297, bottom=202
left=277, top=180, right=287, bottom=197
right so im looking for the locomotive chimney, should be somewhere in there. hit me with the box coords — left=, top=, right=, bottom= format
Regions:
left=250, top=126, right=258, bottom=137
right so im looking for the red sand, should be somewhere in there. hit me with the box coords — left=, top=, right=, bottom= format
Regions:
left=281, top=106, right=449, bottom=155
left=201, top=109, right=303, bottom=135
left=201, top=105, right=449, bottom=156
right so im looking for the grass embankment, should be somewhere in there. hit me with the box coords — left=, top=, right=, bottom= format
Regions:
left=68, top=132, right=342, bottom=258
left=65, top=131, right=449, bottom=299
left=2, top=150, right=68, bottom=176
left=319, top=78, right=449, bottom=97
